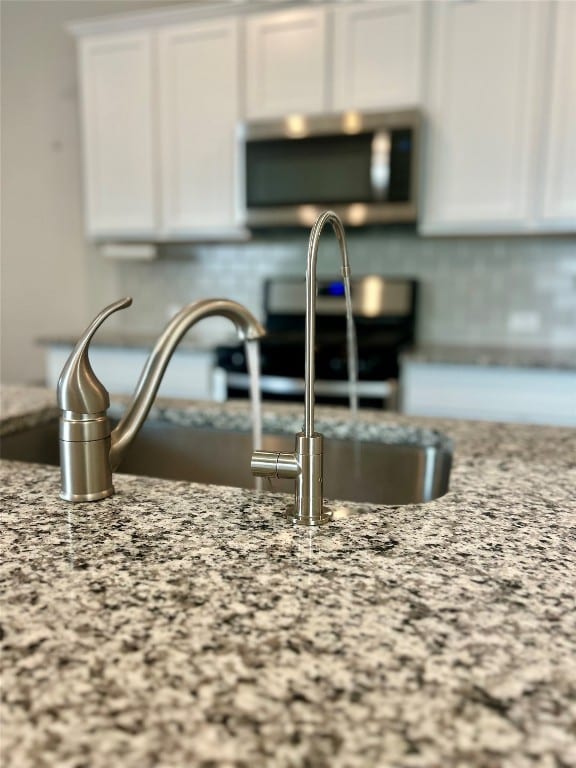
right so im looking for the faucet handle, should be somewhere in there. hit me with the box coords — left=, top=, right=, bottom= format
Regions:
left=57, top=297, right=132, bottom=414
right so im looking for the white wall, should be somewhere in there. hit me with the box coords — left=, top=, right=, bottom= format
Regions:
left=0, top=0, right=189, bottom=385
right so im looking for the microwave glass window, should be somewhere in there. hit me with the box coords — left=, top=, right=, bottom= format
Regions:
left=388, top=129, right=412, bottom=203
left=246, top=130, right=412, bottom=208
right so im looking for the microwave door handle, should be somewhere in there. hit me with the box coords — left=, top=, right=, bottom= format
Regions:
left=370, top=131, right=391, bottom=201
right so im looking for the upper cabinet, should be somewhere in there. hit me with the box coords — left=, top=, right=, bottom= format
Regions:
left=79, top=31, right=157, bottom=238
left=244, top=2, right=423, bottom=119
left=332, top=1, right=423, bottom=112
left=76, top=16, right=244, bottom=241
left=421, top=0, right=547, bottom=234
left=538, top=0, right=576, bottom=229
left=421, top=0, right=576, bottom=235
left=244, top=7, right=328, bottom=119
left=73, top=1, right=575, bottom=241
left=157, top=18, right=241, bottom=236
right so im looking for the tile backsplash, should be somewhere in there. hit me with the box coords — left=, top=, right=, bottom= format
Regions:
left=88, top=232, right=576, bottom=348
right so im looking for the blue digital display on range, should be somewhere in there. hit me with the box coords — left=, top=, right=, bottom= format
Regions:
left=327, top=281, right=345, bottom=297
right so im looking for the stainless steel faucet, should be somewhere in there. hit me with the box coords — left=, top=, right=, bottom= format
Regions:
left=251, top=210, right=352, bottom=526
left=58, top=297, right=265, bottom=502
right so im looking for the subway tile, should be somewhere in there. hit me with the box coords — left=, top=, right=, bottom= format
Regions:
left=88, top=234, right=576, bottom=348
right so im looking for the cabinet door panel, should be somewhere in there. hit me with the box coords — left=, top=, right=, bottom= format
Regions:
left=539, top=1, right=576, bottom=228
left=332, top=1, right=423, bottom=111
left=158, top=18, right=240, bottom=234
left=245, top=8, right=327, bottom=119
left=422, top=1, right=546, bottom=233
left=401, top=362, right=576, bottom=427
left=45, top=345, right=215, bottom=400
left=80, top=32, right=156, bottom=237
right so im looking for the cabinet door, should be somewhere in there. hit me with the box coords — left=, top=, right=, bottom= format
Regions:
left=421, top=1, right=547, bottom=234
left=245, top=8, right=327, bottom=119
left=332, top=1, right=423, bottom=112
left=79, top=31, right=157, bottom=238
left=158, top=18, right=242, bottom=236
left=401, top=361, right=576, bottom=427
left=44, top=345, right=216, bottom=400
left=538, top=1, right=576, bottom=230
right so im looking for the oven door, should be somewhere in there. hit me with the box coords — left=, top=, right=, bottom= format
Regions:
left=218, top=371, right=398, bottom=410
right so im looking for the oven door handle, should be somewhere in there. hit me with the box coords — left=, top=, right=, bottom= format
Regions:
left=221, top=371, right=395, bottom=399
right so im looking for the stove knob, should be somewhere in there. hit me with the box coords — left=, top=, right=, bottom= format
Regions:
left=232, top=351, right=245, bottom=368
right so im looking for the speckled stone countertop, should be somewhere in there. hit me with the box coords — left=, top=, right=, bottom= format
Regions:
left=1, top=386, right=575, bottom=767
left=0, top=386, right=59, bottom=436
left=401, top=344, right=576, bottom=371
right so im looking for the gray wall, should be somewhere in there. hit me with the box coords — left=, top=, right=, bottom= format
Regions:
left=2, top=0, right=575, bottom=386
left=0, top=0, right=189, bottom=385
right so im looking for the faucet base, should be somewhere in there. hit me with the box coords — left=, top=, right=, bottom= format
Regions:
left=289, top=432, right=326, bottom=526
left=59, top=431, right=114, bottom=504
left=252, top=432, right=329, bottom=526
left=60, top=487, right=114, bottom=503
left=286, top=504, right=333, bottom=527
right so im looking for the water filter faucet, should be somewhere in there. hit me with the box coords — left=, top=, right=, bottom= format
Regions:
left=250, top=211, right=353, bottom=526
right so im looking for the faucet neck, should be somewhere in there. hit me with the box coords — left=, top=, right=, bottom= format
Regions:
left=304, top=211, right=351, bottom=437
left=110, top=298, right=264, bottom=470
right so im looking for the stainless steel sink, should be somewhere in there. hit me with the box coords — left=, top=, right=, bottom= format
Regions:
left=1, top=419, right=451, bottom=506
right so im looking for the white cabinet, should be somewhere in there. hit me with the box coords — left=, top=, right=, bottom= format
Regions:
left=401, top=361, right=576, bottom=427
left=158, top=18, right=242, bottom=237
left=422, top=0, right=576, bottom=235
left=44, top=343, right=218, bottom=401
left=538, top=1, right=576, bottom=229
left=79, top=31, right=157, bottom=238
left=76, top=18, right=245, bottom=241
left=245, top=2, right=424, bottom=118
left=332, top=1, right=424, bottom=111
left=244, top=7, right=328, bottom=119
left=74, top=1, right=575, bottom=240
left=421, top=0, right=547, bottom=235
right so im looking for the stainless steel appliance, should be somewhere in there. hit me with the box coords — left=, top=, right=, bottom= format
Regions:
left=215, top=275, right=418, bottom=410
left=241, top=109, right=421, bottom=228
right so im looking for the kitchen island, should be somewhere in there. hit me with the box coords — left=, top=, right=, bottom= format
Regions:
left=1, top=386, right=575, bottom=767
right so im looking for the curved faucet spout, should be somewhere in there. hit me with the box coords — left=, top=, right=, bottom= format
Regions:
left=305, top=210, right=351, bottom=437
left=110, top=299, right=265, bottom=470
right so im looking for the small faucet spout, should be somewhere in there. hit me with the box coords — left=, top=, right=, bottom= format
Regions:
left=58, top=298, right=264, bottom=502
left=304, top=211, right=351, bottom=437
left=251, top=210, right=353, bottom=526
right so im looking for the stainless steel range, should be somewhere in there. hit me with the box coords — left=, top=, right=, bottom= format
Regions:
left=215, top=276, right=417, bottom=410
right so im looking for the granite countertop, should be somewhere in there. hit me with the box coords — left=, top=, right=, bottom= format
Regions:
left=1, top=386, right=575, bottom=767
left=401, top=344, right=576, bottom=371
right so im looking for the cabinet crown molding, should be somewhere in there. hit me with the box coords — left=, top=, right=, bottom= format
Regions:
left=68, top=1, right=311, bottom=37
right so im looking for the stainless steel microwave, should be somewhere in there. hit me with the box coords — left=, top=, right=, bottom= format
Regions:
left=241, top=109, right=421, bottom=228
